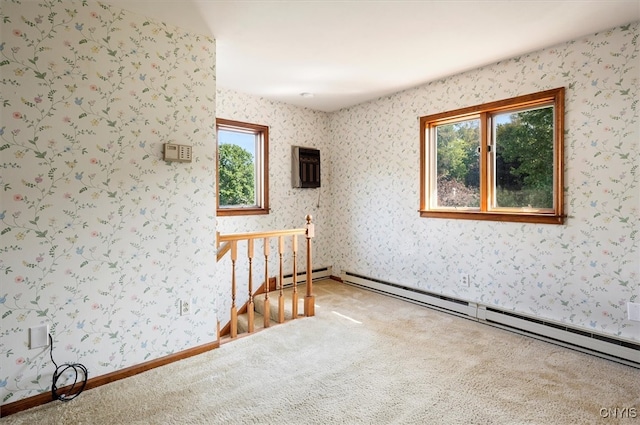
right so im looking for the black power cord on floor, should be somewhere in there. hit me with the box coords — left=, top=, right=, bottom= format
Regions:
left=49, top=333, right=88, bottom=402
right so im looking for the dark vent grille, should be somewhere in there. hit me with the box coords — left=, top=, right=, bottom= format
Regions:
left=292, top=146, right=320, bottom=188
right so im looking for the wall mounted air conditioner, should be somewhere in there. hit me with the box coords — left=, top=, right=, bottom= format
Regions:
left=292, top=146, right=321, bottom=188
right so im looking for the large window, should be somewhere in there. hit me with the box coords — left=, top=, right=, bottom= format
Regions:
left=216, top=118, right=269, bottom=216
left=420, top=88, right=565, bottom=224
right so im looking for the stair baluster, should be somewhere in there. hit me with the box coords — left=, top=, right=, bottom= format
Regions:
left=278, top=236, right=285, bottom=323
left=247, top=239, right=255, bottom=333
left=263, top=238, right=270, bottom=328
left=230, top=240, right=238, bottom=338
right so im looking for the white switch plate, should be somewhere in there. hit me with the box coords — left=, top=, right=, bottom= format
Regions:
left=29, top=324, right=49, bottom=349
left=628, top=302, right=640, bottom=322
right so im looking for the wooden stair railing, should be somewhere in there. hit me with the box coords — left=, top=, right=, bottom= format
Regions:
left=216, top=215, right=315, bottom=339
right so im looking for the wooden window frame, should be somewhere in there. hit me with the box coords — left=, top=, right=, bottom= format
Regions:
left=419, top=87, right=565, bottom=224
left=216, top=118, right=270, bottom=216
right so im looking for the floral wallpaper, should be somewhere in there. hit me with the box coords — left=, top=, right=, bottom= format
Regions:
left=1, top=0, right=216, bottom=405
left=1, top=0, right=637, bottom=411
left=215, top=87, right=331, bottom=315
left=330, top=23, right=639, bottom=342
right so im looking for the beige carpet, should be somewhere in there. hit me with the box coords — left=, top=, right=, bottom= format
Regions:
left=2, top=279, right=639, bottom=424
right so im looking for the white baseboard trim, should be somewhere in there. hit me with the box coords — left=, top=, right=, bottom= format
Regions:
left=281, top=266, right=332, bottom=287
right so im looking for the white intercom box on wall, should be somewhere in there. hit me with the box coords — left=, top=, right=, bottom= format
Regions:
left=163, top=143, right=192, bottom=163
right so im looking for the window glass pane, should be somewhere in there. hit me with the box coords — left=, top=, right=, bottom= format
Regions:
left=435, top=119, right=480, bottom=208
left=493, top=106, right=554, bottom=209
left=218, top=129, right=257, bottom=207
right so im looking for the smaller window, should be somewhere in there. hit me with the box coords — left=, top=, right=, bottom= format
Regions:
left=216, top=118, right=269, bottom=216
left=420, top=88, right=565, bottom=224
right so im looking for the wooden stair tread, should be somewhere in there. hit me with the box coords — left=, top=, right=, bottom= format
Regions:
left=224, top=286, right=309, bottom=340
left=237, top=310, right=276, bottom=333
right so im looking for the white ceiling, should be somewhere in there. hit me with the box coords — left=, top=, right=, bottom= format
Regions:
left=103, top=0, right=640, bottom=112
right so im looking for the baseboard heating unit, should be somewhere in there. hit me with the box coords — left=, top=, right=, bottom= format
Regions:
left=342, top=271, right=640, bottom=368
left=282, top=266, right=332, bottom=287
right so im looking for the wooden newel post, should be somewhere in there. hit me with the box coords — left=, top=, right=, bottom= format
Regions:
left=304, top=214, right=315, bottom=317
left=291, top=235, right=298, bottom=318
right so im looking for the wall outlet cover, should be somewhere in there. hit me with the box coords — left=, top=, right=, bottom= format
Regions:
left=180, top=299, right=192, bottom=316
left=29, top=324, right=49, bottom=349
left=628, top=302, right=640, bottom=322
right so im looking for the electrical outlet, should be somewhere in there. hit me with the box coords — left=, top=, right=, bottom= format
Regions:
left=29, top=324, right=49, bottom=349
left=628, top=302, right=640, bottom=322
left=180, top=299, right=192, bottom=316
left=459, top=273, right=470, bottom=287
